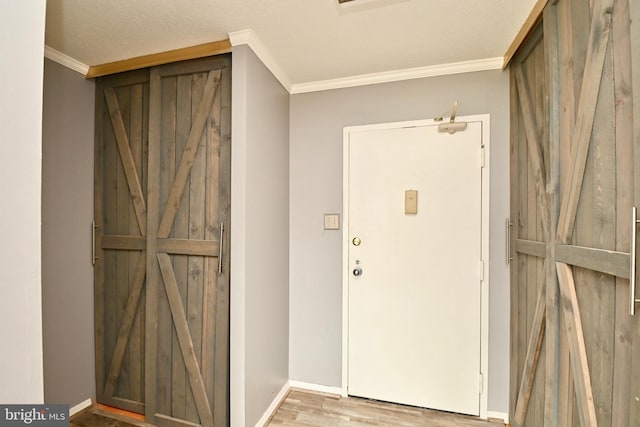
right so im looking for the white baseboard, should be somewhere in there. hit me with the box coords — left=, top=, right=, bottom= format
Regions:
left=254, top=382, right=290, bottom=427
left=70, top=398, right=92, bottom=416
left=288, top=381, right=343, bottom=396
left=487, top=411, right=509, bottom=424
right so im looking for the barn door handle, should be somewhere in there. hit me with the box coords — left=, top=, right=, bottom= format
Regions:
left=218, top=222, right=225, bottom=274
left=506, top=219, right=513, bottom=265
left=92, top=221, right=100, bottom=266
left=631, top=208, right=640, bottom=315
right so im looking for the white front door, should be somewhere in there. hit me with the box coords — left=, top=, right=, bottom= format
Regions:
left=346, top=119, right=485, bottom=416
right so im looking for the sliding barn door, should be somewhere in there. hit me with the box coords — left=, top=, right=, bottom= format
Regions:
left=94, top=69, right=150, bottom=414
left=94, top=55, right=231, bottom=427
left=146, top=57, right=231, bottom=427
left=510, top=0, right=640, bottom=425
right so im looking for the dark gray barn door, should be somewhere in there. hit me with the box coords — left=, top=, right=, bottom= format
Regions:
left=94, top=55, right=231, bottom=427
left=509, top=0, right=640, bottom=426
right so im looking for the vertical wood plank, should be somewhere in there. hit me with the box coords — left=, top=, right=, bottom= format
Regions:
left=186, top=72, right=207, bottom=424
left=213, top=61, right=232, bottom=427
left=533, top=39, right=547, bottom=427
left=201, top=71, right=222, bottom=408
left=128, top=84, right=145, bottom=403
left=517, top=89, right=530, bottom=427
left=103, top=85, right=119, bottom=402
left=544, top=2, right=561, bottom=425
left=558, top=0, right=577, bottom=189
left=628, top=0, right=640, bottom=424
left=556, top=2, right=577, bottom=424
left=142, top=88, right=150, bottom=407
left=509, top=60, right=521, bottom=424
left=157, top=74, right=177, bottom=418
left=526, top=49, right=542, bottom=424
left=115, top=86, right=132, bottom=399
left=94, top=80, right=107, bottom=402
left=145, top=67, right=162, bottom=424
left=171, top=74, right=189, bottom=421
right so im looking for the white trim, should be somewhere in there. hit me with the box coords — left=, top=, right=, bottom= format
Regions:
left=253, top=381, right=290, bottom=427
left=341, top=127, right=351, bottom=398
left=480, top=115, right=491, bottom=419
left=288, top=380, right=342, bottom=396
left=69, top=398, right=92, bottom=416
left=44, top=45, right=89, bottom=75
left=291, top=57, right=503, bottom=94
left=228, top=29, right=292, bottom=92
left=342, top=115, right=491, bottom=418
left=487, top=411, right=509, bottom=424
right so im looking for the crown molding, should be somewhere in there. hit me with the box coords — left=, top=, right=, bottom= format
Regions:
left=44, top=45, right=89, bottom=75
left=290, top=57, right=504, bottom=94
left=227, top=30, right=503, bottom=95
left=229, top=29, right=292, bottom=92
left=45, top=32, right=502, bottom=94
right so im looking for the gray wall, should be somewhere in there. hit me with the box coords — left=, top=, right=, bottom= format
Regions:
left=289, top=70, right=511, bottom=413
left=0, top=0, right=46, bottom=404
left=41, top=59, right=96, bottom=406
left=231, top=45, right=290, bottom=426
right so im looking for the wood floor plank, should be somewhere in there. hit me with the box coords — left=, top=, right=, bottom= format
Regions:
left=267, top=390, right=505, bottom=427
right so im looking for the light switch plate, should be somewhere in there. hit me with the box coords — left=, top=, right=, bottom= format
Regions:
left=324, top=213, right=340, bottom=230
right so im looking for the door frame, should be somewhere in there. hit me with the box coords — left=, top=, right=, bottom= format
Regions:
left=341, top=115, right=491, bottom=419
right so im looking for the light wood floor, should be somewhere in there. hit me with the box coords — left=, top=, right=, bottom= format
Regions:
left=267, top=389, right=506, bottom=427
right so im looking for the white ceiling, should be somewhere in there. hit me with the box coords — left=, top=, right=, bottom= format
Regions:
left=45, top=0, right=537, bottom=87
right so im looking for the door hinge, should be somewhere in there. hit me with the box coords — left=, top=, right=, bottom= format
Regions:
left=479, top=260, right=485, bottom=282
left=480, top=145, right=486, bottom=168
left=479, top=372, right=484, bottom=394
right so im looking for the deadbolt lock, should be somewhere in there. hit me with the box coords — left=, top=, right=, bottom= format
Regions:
left=352, top=237, right=361, bottom=246
left=353, top=267, right=363, bottom=276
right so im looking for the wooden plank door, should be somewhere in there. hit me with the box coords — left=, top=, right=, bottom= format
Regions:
left=146, top=56, right=231, bottom=427
left=509, top=0, right=638, bottom=426
left=95, top=69, right=150, bottom=414
left=95, top=55, right=231, bottom=427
